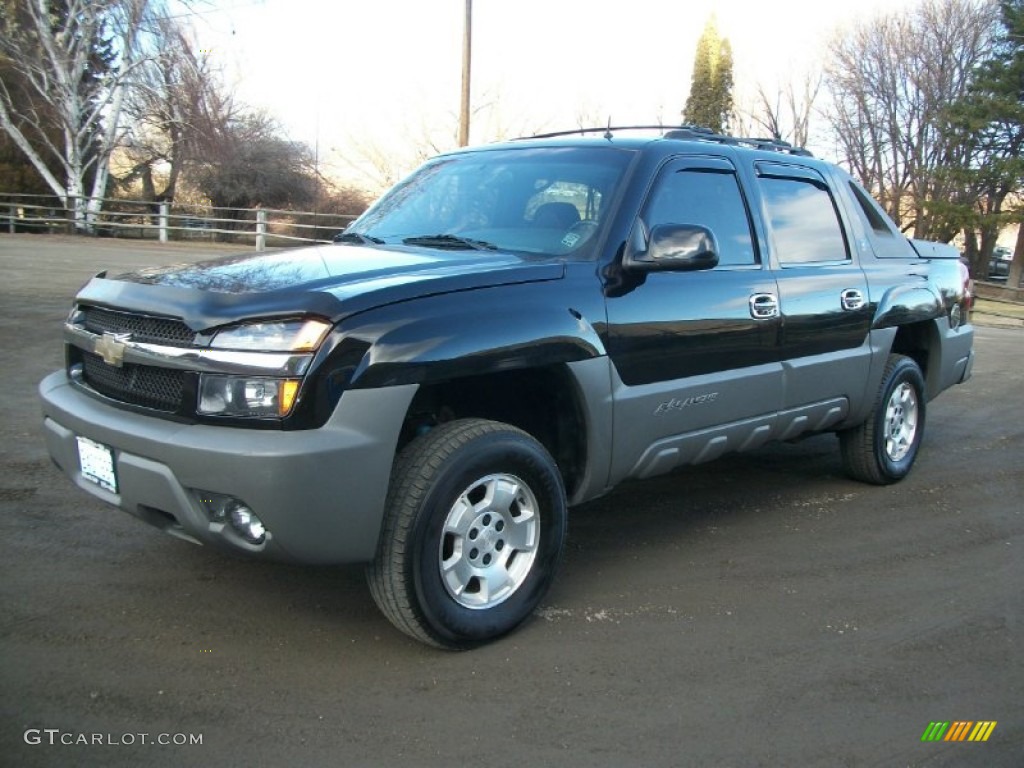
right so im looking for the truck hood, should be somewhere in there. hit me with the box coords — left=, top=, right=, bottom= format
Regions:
left=74, top=243, right=565, bottom=331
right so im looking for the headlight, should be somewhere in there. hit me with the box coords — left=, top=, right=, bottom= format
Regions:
left=198, top=375, right=301, bottom=418
left=200, top=318, right=330, bottom=418
left=209, top=318, right=331, bottom=352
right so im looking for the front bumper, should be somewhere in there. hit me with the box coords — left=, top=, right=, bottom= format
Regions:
left=39, top=371, right=417, bottom=564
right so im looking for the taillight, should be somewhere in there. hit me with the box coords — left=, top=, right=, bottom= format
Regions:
left=958, top=260, right=973, bottom=312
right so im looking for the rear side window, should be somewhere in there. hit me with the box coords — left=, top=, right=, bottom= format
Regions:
left=759, top=176, right=849, bottom=265
left=848, top=181, right=896, bottom=237
left=845, top=179, right=918, bottom=258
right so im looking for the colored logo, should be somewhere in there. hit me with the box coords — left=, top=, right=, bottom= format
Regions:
left=921, top=721, right=997, bottom=742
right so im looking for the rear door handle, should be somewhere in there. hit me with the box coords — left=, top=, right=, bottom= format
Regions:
left=749, top=293, right=779, bottom=319
left=841, top=288, right=865, bottom=311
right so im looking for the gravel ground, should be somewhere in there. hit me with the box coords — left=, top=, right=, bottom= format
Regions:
left=1, top=234, right=1021, bottom=768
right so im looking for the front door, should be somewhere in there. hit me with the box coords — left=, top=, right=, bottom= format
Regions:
left=604, top=155, right=783, bottom=483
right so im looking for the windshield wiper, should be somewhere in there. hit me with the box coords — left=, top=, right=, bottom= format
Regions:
left=402, top=234, right=497, bottom=251
left=333, top=231, right=384, bottom=245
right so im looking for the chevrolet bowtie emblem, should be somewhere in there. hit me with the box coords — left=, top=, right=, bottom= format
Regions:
left=95, top=332, right=131, bottom=367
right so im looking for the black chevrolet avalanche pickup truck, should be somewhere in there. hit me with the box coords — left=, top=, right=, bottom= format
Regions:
left=39, top=127, right=975, bottom=648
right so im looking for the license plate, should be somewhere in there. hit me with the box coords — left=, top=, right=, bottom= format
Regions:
left=77, top=437, right=117, bottom=493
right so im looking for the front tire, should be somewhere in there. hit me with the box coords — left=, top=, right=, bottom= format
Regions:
left=840, top=354, right=927, bottom=485
left=367, top=419, right=567, bottom=649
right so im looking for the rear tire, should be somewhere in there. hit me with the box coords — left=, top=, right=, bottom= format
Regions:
left=840, top=354, right=926, bottom=485
left=367, top=418, right=567, bottom=649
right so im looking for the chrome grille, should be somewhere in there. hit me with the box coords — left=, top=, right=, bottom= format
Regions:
left=81, top=352, right=185, bottom=411
left=82, top=307, right=196, bottom=346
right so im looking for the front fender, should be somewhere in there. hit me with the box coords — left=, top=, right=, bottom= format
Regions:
left=343, top=297, right=607, bottom=389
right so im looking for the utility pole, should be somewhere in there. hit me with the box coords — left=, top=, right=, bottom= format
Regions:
left=458, top=0, right=472, bottom=147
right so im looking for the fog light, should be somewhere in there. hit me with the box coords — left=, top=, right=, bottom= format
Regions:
left=227, top=501, right=266, bottom=545
left=196, top=492, right=268, bottom=546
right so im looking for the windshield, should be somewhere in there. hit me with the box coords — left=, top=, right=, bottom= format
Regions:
left=345, top=146, right=633, bottom=257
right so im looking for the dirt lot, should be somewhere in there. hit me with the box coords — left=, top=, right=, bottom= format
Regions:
left=1, top=234, right=1021, bottom=767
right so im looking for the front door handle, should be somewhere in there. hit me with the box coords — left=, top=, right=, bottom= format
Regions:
left=749, top=293, right=779, bottom=319
left=841, top=288, right=866, bottom=311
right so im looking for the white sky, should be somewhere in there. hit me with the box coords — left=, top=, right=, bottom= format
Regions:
left=185, top=0, right=911, bottom=189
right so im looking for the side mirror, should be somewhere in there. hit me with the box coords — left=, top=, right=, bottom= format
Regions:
left=625, top=223, right=720, bottom=272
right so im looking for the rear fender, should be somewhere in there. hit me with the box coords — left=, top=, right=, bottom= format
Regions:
left=871, top=284, right=943, bottom=329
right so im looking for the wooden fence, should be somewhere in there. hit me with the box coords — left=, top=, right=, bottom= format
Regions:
left=0, top=193, right=359, bottom=250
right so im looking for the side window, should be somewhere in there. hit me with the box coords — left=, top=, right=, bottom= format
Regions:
left=759, top=176, right=849, bottom=264
left=848, top=181, right=896, bottom=238
left=844, top=178, right=917, bottom=258
left=643, top=167, right=757, bottom=266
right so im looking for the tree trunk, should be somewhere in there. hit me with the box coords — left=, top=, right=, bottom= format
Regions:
left=962, top=229, right=984, bottom=279
left=0, top=103, right=67, bottom=207
left=1007, top=224, right=1024, bottom=290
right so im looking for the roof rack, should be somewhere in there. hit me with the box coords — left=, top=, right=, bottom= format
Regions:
left=517, top=124, right=813, bottom=157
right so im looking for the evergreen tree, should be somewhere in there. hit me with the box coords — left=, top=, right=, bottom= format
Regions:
left=683, top=16, right=734, bottom=133
left=942, top=0, right=1024, bottom=279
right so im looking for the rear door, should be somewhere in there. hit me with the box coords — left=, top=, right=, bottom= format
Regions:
left=753, top=162, right=872, bottom=418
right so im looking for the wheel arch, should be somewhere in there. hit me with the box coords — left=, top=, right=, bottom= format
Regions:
left=889, top=319, right=945, bottom=400
left=395, top=364, right=593, bottom=502
left=336, top=295, right=611, bottom=503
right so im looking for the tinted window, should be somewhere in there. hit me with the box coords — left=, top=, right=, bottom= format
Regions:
left=761, top=177, right=847, bottom=264
left=842, top=178, right=917, bottom=258
left=759, top=177, right=849, bottom=264
left=848, top=181, right=896, bottom=237
left=644, top=168, right=757, bottom=266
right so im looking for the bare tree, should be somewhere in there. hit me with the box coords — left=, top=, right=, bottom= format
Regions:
left=338, top=85, right=547, bottom=194
left=0, top=0, right=158, bottom=228
left=191, top=109, right=320, bottom=212
left=118, top=12, right=214, bottom=205
left=745, top=74, right=822, bottom=148
left=572, top=101, right=607, bottom=132
left=825, top=0, right=999, bottom=238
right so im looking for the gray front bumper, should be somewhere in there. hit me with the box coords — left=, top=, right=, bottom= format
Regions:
left=39, top=371, right=417, bottom=564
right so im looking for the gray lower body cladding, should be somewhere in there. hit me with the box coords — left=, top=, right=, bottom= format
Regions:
left=39, top=371, right=418, bottom=564
left=929, top=318, right=974, bottom=397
